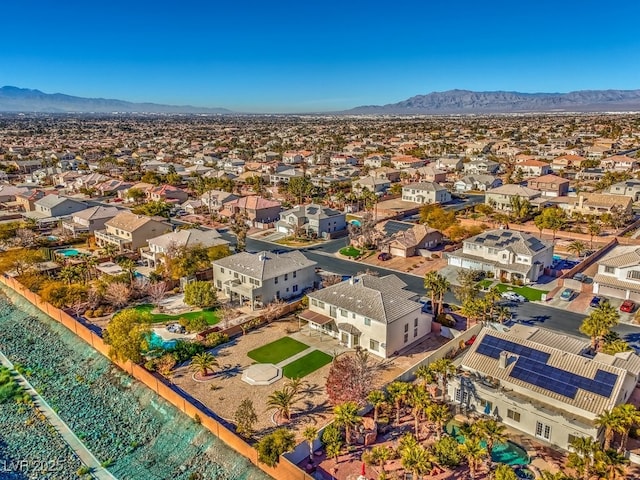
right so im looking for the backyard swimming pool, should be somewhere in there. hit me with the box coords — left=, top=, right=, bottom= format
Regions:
left=147, top=332, right=178, bottom=350
left=350, top=219, right=361, bottom=227
left=56, top=248, right=80, bottom=257
left=447, top=423, right=530, bottom=465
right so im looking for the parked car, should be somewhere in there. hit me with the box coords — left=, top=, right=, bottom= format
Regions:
left=377, top=252, right=391, bottom=261
left=620, top=300, right=636, bottom=313
left=589, top=296, right=603, bottom=308
left=573, top=273, right=587, bottom=283
left=560, top=288, right=574, bottom=301
left=501, top=291, right=526, bottom=303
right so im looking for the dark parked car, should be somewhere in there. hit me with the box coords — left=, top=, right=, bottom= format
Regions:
left=589, top=296, right=603, bottom=308
left=378, top=252, right=391, bottom=261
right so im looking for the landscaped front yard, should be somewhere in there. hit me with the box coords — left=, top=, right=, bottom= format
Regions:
left=133, top=304, right=220, bottom=325
left=479, top=280, right=548, bottom=301
left=339, top=246, right=361, bottom=257
left=247, top=337, right=309, bottom=364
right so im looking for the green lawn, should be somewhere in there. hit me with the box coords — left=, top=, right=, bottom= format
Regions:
left=282, top=350, right=333, bottom=379
left=339, top=246, right=361, bottom=257
left=247, top=337, right=309, bottom=364
left=486, top=283, right=548, bottom=301
left=133, top=304, right=220, bottom=325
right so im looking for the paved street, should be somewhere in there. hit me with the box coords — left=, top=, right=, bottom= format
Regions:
left=216, top=231, right=640, bottom=350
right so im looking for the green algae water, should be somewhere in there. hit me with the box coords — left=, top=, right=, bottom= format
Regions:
left=0, top=285, right=271, bottom=480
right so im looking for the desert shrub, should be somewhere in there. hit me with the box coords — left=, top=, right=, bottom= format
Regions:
left=203, top=332, right=229, bottom=348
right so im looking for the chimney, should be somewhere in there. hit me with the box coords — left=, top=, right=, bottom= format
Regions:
left=499, top=351, right=508, bottom=369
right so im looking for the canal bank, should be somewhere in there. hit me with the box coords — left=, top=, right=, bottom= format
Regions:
left=0, top=280, right=275, bottom=480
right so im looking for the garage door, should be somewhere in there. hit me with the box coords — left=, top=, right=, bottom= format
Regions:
left=629, top=291, right=640, bottom=302
left=598, top=285, right=627, bottom=300
left=390, top=247, right=406, bottom=258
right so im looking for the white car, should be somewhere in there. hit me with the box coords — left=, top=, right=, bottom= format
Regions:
left=501, top=291, right=526, bottom=303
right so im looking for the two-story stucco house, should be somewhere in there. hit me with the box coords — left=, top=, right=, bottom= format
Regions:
left=485, top=185, right=541, bottom=211
left=300, top=274, right=432, bottom=358
left=219, top=195, right=282, bottom=226
left=95, top=212, right=170, bottom=252
left=447, top=229, right=553, bottom=283
left=526, top=174, right=570, bottom=197
left=62, top=206, right=120, bottom=237
left=402, top=182, right=451, bottom=204
left=352, top=176, right=390, bottom=195
left=276, top=204, right=346, bottom=238
left=609, top=180, right=640, bottom=202
left=515, top=159, right=552, bottom=178
left=593, top=246, right=640, bottom=301
left=32, top=194, right=88, bottom=219
left=450, top=325, right=640, bottom=451
left=141, top=228, right=228, bottom=269
left=212, top=250, right=318, bottom=309
left=454, top=175, right=502, bottom=192
left=463, top=159, right=500, bottom=175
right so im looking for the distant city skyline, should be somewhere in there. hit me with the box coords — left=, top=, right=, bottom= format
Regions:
left=3, top=0, right=639, bottom=113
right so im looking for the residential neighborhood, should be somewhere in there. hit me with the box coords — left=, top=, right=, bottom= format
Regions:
left=1, top=113, right=640, bottom=480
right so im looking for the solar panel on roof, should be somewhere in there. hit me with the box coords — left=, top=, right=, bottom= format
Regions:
left=475, top=335, right=618, bottom=399
left=383, top=221, right=414, bottom=236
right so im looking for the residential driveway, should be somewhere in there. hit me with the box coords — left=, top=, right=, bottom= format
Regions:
left=357, top=252, right=447, bottom=277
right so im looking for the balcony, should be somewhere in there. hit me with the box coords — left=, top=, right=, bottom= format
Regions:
left=95, top=230, right=129, bottom=249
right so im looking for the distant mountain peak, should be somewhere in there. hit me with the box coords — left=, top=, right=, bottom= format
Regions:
left=0, top=86, right=233, bottom=114
left=347, top=89, right=640, bottom=114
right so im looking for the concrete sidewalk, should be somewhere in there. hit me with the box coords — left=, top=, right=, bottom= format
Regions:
left=0, top=351, right=117, bottom=480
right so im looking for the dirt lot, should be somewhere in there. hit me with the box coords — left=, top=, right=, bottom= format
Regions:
left=356, top=251, right=447, bottom=277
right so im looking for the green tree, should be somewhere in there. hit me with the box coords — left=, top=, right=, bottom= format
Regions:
left=333, top=401, right=361, bottom=445
left=190, top=352, right=218, bottom=377
left=234, top=398, right=258, bottom=438
left=425, top=402, right=451, bottom=440
left=126, top=187, right=146, bottom=204
left=587, top=220, right=601, bottom=249
left=567, top=436, right=598, bottom=480
left=459, top=437, right=487, bottom=480
left=267, top=385, right=298, bottom=422
left=302, top=426, right=318, bottom=462
left=535, top=208, right=568, bottom=241
left=432, top=436, right=461, bottom=467
left=363, top=445, right=394, bottom=478
left=287, top=176, right=313, bottom=205
left=593, top=448, right=628, bottom=480
left=104, top=309, right=151, bottom=363
left=423, top=272, right=450, bottom=317
left=494, top=464, right=518, bottom=480
left=255, top=428, right=296, bottom=467
left=579, top=302, right=619, bottom=351
left=366, top=389, right=387, bottom=423
left=118, top=257, right=137, bottom=284
left=567, top=240, right=588, bottom=259
left=386, top=381, right=411, bottom=425
left=611, top=403, right=640, bottom=452
left=131, top=200, right=172, bottom=218
left=473, top=419, right=506, bottom=464
left=407, top=384, right=432, bottom=437
left=183, top=281, right=218, bottom=309
left=420, top=204, right=457, bottom=232
left=400, top=443, right=432, bottom=480
left=428, top=358, right=456, bottom=401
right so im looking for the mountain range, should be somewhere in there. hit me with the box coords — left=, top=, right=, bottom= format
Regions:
left=347, top=89, right=640, bottom=114
left=2, top=86, right=640, bottom=114
left=0, top=86, right=232, bottom=114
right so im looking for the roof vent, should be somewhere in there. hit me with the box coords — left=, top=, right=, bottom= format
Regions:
left=349, top=277, right=355, bottom=285
left=258, top=253, right=266, bottom=261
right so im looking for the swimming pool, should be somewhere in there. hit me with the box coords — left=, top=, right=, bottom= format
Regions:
left=147, top=332, right=177, bottom=350
left=56, top=248, right=80, bottom=257
left=447, top=423, right=530, bottom=465
left=350, top=219, right=361, bottom=227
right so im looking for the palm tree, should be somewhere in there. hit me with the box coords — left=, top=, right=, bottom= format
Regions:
left=484, top=286, right=502, bottom=319
left=423, top=271, right=440, bottom=317
left=474, top=419, right=506, bottom=464
left=596, top=410, right=622, bottom=451
left=190, top=352, right=218, bottom=377
left=539, top=471, right=577, bottom=480
left=593, top=448, right=628, bottom=480
left=407, top=385, right=431, bottom=437
left=567, top=436, right=598, bottom=480
left=400, top=443, right=432, bottom=480
left=386, top=381, right=411, bottom=425
left=333, top=401, right=361, bottom=445
left=118, top=257, right=137, bottom=284
left=364, top=445, right=393, bottom=478
left=267, top=386, right=297, bottom=422
left=495, top=305, right=512, bottom=324
left=429, top=359, right=456, bottom=401
left=460, top=298, right=483, bottom=329
left=567, top=240, right=588, bottom=259
left=425, top=403, right=452, bottom=440
left=415, top=365, right=437, bottom=391
left=611, top=403, right=640, bottom=452
left=100, top=242, right=119, bottom=261
left=580, top=302, right=619, bottom=351
left=366, top=389, right=387, bottom=423
left=588, top=220, right=601, bottom=249
left=432, top=276, right=451, bottom=317
left=302, top=426, right=318, bottom=463
left=459, top=437, right=487, bottom=479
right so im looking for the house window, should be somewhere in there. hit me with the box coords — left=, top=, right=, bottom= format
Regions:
left=414, top=318, right=418, bottom=327
left=318, top=301, right=325, bottom=309
left=293, top=285, right=298, bottom=293
left=293, top=271, right=297, bottom=278
left=404, top=323, right=409, bottom=333
left=276, top=291, right=280, bottom=299
left=274, top=277, right=278, bottom=284
left=364, top=318, right=371, bottom=326
left=284, top=274, right=288, bottom=281
left=480, top=399, right=492, bottom=411
left=369, top=339, right=379, bottom=352
left=220, top=268, right=225, bottom=274
left=234, top=272, right=238, bottom=279
left=536, top=421, right=551, bottom=440
left=568, top=434, right=579, bottom=446
left=604, top=266, right=614, bottom=274
left=454, top=388, right=470, bottom=404
left=340, top=309, right=347, bottom=317
left=329, top=306, right=337, bottom=318
left=216, top=280, right=222, bottom=289
left=286, top=288, right=289, bottom=293
left=628, top=270, right=640, bottom=280
left=311, top=299, right=318, bottom=307
left=507, top=409, right=521, bottom=422
left=404, top=333, right=409, bottom=343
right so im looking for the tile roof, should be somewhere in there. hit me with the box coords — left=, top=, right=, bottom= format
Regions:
left=461, top=327, right=629, bottom=416
left=465, top=229, right=550, bottom=256
left=307, top=274, right=420, bottom=324
left=213, top=250, right=316, bottom=281
left=105, top=211, right=167, bottom=232
left=487, top=184, right=540, bottom=197
left=280, top=203, right=344, bottom=220
left=403, top=181, right=447, bottom=192
left=599, top=247, right=640, bottom=268
left=227, top=195, right=281, bottom=210
left=148, top=228, right=225, bottom=250
left=72, top=206, right=120, bottom=221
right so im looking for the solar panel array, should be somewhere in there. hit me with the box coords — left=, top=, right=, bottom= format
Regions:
left=383, top=221, right=414, bottom=236
left=476, top=335, right=618, bottom=399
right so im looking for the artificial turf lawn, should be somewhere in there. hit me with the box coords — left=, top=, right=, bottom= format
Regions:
left=247, top=337, right=309, bottom=364
left=133, top=304, right=220, bottom=325
left=478, top=282, right=548, bottom=301
left=282, top=350, right=333, bottom=379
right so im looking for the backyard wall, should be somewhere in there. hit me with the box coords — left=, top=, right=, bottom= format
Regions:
left=0, top=275, right=312, bottom=480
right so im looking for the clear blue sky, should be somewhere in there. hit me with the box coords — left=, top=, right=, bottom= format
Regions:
left=2, top=0, right=639, bottom=113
